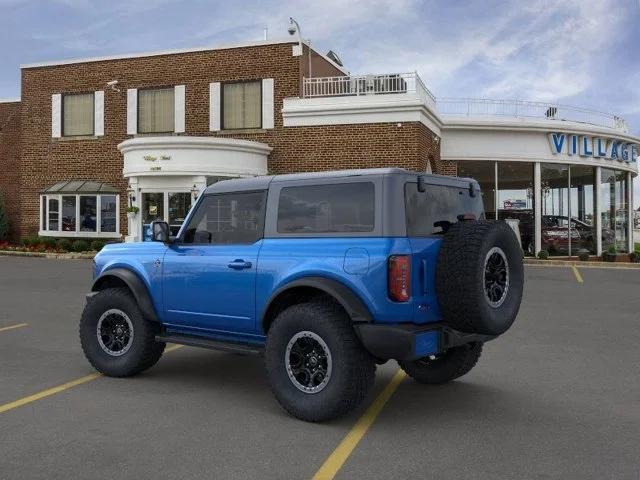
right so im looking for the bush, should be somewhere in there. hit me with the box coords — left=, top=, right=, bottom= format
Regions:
left=537, top=249, right=549, bottom=260
left=90, top=240, right=106, bottom=252
left=22, top=235, right=40, bottom=247
left=57, top=238, right=72, bottom=252
left=41, top=237, right=57, bottom=249
left=0, top=193, right=9, bottom=241
left=71, top=239, right=89, bottom=252
left=577, top=249, right=590, bottom=262
left=606, top=245, right=618, bottom=255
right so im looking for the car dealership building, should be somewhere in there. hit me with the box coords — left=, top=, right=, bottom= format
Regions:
left=0, top=38, right=637, bottom=256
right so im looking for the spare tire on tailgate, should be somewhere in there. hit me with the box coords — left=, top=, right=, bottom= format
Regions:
left=436, top=220, right=523, bottom=335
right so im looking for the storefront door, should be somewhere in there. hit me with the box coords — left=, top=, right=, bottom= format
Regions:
left=141, top=191, right=192, bottom=241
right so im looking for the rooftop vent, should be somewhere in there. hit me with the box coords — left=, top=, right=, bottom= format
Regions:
left=326, top=50, right=343, bottom=67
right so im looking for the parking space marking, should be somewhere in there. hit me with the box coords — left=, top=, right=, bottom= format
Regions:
left=0, top=323, right=28, bottom=333
left=311, top=369, right=406, bottom=480
left=0, top=344, right=183, bottom=415
left=571, top=266, right=584, bottom=284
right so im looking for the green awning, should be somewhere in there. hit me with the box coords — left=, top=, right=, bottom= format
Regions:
left=41, top=180, right=119, bottom=194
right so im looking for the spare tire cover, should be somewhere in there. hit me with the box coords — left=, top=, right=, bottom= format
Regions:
left=435, top=220, right=524, bottom=335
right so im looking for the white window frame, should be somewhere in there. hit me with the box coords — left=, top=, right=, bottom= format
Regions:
left=39, top=193, right=120, bottom=238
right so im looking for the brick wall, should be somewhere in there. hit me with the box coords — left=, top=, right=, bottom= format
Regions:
left=0, top=101, right=21, bottom=239
left=14, top=42, right=442, bottom=238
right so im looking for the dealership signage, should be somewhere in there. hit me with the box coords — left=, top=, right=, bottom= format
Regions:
left=548, top=132, right=638, bottom=163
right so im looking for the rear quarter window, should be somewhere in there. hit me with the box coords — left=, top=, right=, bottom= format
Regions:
left=277, top=182, right=375, bottom=234
left=405, top=182, right=484, bottom=236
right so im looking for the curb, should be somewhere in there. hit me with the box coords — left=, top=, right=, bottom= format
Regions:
left=0, top=250, right=95, bottom=260
left=524, top=258, right=640, bottom=269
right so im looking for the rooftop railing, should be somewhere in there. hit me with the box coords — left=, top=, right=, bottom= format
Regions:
left=301, top=73, right=629, bottom=133
left=436, top=98, right=629, bottom=133
left=302, top=72, right=436, bottom=104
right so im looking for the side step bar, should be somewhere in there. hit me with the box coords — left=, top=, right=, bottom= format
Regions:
left=155, top=333, right=264, bottom=356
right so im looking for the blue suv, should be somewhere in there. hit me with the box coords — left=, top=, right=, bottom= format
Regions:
left=81, top=169, right=523, bottom=422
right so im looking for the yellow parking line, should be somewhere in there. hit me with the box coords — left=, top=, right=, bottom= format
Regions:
left=0, top=344, right=183, bottom=415
left=0, top=323, right=28, bottom=333
left=311, top=369, right=406, bottom=480
left=571, top=265, right=584, bottom=284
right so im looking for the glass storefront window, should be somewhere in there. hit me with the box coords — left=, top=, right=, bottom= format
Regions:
left=497, top=162, right=534, bottom=255
left=61, top=196, right=76, bottom=232
left=80, top=196, right=97, bottom=232
left=100, top=195, right=117, bottom=233
left=601, top=169, right=629, bottom=253
left=457, top=161, right=496, bottom=219
left=569, top=166, right=596, bottom=254
left=541, top=164, right=570, bottom=255
left=48, top=197, right=59, bottom=231
left=168, top=192, right=192, bottom=236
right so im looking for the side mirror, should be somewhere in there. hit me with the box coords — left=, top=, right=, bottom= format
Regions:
left=151, top=221, right=170, bottom=243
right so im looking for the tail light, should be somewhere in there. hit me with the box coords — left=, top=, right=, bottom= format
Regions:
left=388, top=255, right=411, bottom=302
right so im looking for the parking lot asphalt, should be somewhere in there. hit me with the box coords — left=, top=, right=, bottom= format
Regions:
left=0, top=257, right=638, bottom=480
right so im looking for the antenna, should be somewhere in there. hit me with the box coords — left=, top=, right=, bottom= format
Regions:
left=263, top=26, right=268, bottom=41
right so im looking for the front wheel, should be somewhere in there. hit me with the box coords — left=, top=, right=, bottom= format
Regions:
left=399, top=342, right=483, bottom=384
left=79, top=288, right=165, bottom=377
left=265, top=302, right=375, bottom=422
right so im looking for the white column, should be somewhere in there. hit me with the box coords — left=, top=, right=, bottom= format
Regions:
left=534, top=162, right=541, bottom=255
left=628, top=171, right=633, bottom=253
left=595, top=167, right=602, bottom=256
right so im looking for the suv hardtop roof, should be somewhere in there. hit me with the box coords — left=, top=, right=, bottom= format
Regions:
left=204, top=168, right=478, bottom=194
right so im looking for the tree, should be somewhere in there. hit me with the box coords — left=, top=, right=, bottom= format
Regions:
left=0, top=192, right=9, bottom=241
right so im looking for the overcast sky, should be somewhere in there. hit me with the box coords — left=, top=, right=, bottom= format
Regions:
left=1, top=1, right=639, bottom=196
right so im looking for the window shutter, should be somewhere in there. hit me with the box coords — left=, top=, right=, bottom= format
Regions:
left=209, top=82, right=221, bottom=131
left=174, top=85, right=185, bottom=133
left=127, top=88, right=137, bottom=135
left=51, top=94, right=61, bottom=138
left=262, top=78, right=274, bottom=129
left=94, top=90, right=104, bottom=136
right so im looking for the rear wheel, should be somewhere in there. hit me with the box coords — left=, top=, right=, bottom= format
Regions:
left=80, top=288, right=165, bottom=377
left=265, top=302, right=375, bottom=422
left=399, top=342, right=483, bottom=384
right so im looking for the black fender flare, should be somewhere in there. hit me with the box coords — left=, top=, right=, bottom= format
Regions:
left=262, top=276, right=373, bottom=328
left=91, top=268, right=159, bottom=323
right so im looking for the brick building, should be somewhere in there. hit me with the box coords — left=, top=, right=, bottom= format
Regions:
left=0, top=37, right=638, bottom=255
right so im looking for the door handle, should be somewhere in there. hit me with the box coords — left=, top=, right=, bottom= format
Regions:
left=227, top=259, right=252, bottom=270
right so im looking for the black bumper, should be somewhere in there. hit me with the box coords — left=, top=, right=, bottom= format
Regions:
left=354, top=322, right=497, bottom=362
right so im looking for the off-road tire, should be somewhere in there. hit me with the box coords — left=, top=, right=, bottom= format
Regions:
left=436, top=220, right=524, bottom=335
left=80, top=288, right=165, bottom=377
left=399, top=342, right=483, bottom=384
left=265, top=302, right=376, bottom=422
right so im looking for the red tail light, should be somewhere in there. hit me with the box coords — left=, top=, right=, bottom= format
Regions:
left=388, top=255, right=411, bottom=302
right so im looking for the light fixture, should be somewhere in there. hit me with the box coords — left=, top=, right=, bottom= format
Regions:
left=191, top=184, right=200, bottom=201
left=126, top=186, right=136, bottom=204
left=288, top=17, right=312, bottom=78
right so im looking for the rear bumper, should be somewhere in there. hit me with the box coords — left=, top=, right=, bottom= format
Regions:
left=354, top=322, right=497, bottom=361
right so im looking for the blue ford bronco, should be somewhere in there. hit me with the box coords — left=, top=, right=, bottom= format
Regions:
left=81, top=168, right=523, bottom=422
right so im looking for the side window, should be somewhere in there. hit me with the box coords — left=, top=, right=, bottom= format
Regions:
left=277, top=182, right=375, bottom=234
left=182, top=191, right=266, bottom=245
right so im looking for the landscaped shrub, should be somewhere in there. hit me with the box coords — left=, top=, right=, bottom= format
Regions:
left=0, top=194, right=9, bottom=241
left=577, top=249, right=590, bottom=262
left=537, top=249, right=549, bottom=260
left=41, top=237, right=57, bottom=249
left=90, top=240, right=106, bottom=252
left=57, top=238, right=72, bottom=252
left=71, top=239, right=89, bottom=252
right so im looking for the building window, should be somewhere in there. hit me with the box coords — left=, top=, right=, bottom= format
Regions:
left=222, top=81, right=261, bottom=130
left=138, top=87, right=174, bottom=133
left=457, top=161, right=496, bottom=219
left=498, top=162, right=535, bottom=255
left=40, top=193, right=119, bottom=238
left=63, top=93, right=94, bottom=136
